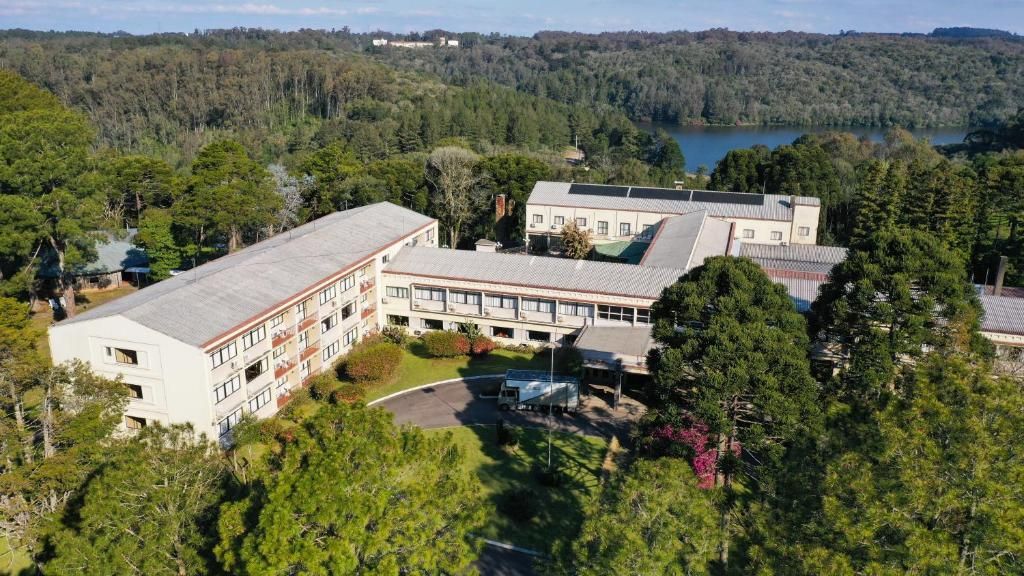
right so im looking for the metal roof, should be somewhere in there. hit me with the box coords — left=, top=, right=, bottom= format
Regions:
left=57, top=203, right=435, bottom=347
left=740, top=243, right=849, bottom=276
left=770, top=276, right=826, bottom=312
left=384, top=246, right=686, bottom=300
left=575, top=325, right=655, bottom=358
left=527, top=181, right=818, bottom=221
left=38, top=229, right=148, bottom=278
left=979, top=293, right=1024, bottom=336
left=639, top=211, right=731, bottom=270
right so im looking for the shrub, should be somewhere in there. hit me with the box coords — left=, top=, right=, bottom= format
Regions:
left=256, top=418, right=288, bottom=443
left=534, top=464, right=565, bottom=487
left=496, top=420, right=521, bottom=448
left=380, top=324, right=410, bottom=346
left=345, top=342, right=403, bottom=383
left=277, top=388, right=311, bottom=419
left=306, top=373, right=338, bottom=401
left=471, top=335, right=496, bottom=356
left=423, top=330, right=470, bottom=358
left=330, top=383, right=367, bottom=405
left=496, top=488, right=538, bottom=523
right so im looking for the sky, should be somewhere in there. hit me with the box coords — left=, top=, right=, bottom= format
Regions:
left=0, top=0, right=1022, bottom=36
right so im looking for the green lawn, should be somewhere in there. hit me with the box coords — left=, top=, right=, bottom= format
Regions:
left=363, top=342, right=552, bottom=402
left=427, top=425, right=606, bottom=554
left=30, top=286, right=138, bottom=363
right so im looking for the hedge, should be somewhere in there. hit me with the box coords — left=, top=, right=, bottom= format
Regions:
left=471, top=335, right=496, bottom=356
left=345, top=342, right=403, bottom=383
left=423, top=330, right=471, bottom=358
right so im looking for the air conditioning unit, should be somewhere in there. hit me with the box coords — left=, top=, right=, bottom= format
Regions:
left=550, top=225, right=558, bottom=230
left=556, top=315, right=565, bottom=323
left=413, top=302, right=422, bottom=309
left=447, top=305, right=456, bottom=312
left=230, top=361, right=239, bottom=369
left=483, top=308, right=492, bottom=316
left=331, top=300, right=337, bottom=307
left=520, top=313, right=528, bottom=320
left=529, top=223, right=536, bottom=229
left=381, top=297, right=389, bottom=304
left=414, top=330, right=422, bottom=336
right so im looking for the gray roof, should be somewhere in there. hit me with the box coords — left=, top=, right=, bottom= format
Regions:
left=57, top=203, right=434, bottom=347
left=39, top=229, right=148, bottom=278
left=527, top=181, right=817, bottom=221
left=384, top=246, right=686, bottom=300
left=979, top=293, right=1024, bottom=336
left=575, top=325, right=655, bottom=358
left=771, top=277, right=826, bottom=312
left=740, top=243, right=849, bottom=276
left=639, top=211, right=731, bottom=270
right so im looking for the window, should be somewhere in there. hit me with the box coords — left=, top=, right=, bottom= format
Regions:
left=341, top=300, right=356, bottom=320
left=249, top=387, right=272, bottom=412
left=635, top=309, right=651, bottom=324
left=486, top=294, right=517, bottom=309
left=533, top=214, right=543, bottom=224
left=270, top=314, right=285, bottom=329
left=298, top=330, right=309, bottom=349
left=770, top=231, right=783, bottom=241
left=359, top=265, right=370, bottom=278
left=450, top=290, right=481, bottom=305
left=125, top=415, right=146, bottom=430
left=242, top=326, right=266, bottom=350
left=210, top=343, right=237, bottom=369
left=321, top=313, right=338, bottom=333
left=554, top=216, right=565, bottom=225
left=276, top=376, right=289, bottom=389
left=597, top=221, right=608, bottom=235
left=295, top=300, right=308, bottom=320
left=527, top=330, right=550, bottom=342
left=387, top=315, right=409, bottom=326
left=361, top=293, right=368, bottom=303
left=386, top=286, right=409, bottom=298
left=619, top=223, right=631, bottom=236
left=126, top=384, right=143, bottom=399
left=598, top=305, right=634, bottom=323
left=244, top=358, right=269, bottom=383
left=415, top=287, right=446, bottom=301
left=341, top=274, right=355, bottom=291
left=521, top=298, right=555, bottom=313
left=422, top=318, right=443, bottom=330
left=343, top=328, right=358, bottom=346
left=798, top=226, right=811, bottom=237
left=742, top=229, right=755, bottom=239
left=642, top=224, right=653, bottom=234
left=214, top=375, right=242, bottom=404
left=382, top=253, right=390, bottom=264
left=559, top=302, right=594, bottom=317
left=491, top=326, right=515, bottom=339
left=218, top=408, right=242, bottom=437
left=426, top=229, right=435, bottom=242
left=322, top=340, right=340, bottom=361
left=575, top=217, right=587, bottom=227
left=106, top=346, right=139, bottom=365
left=319, top=284, right=337, bottom=305
left=273, top=345, right=286, bottom=359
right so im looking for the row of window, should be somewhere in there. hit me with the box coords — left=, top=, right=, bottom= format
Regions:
left=402, top=316, right=553, bottom=343
left=533, top=214, right=639, bottom=237
left=740, top=227, right=811, bottom=240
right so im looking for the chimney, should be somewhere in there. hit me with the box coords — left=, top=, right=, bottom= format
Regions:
left=994, top=255, right=1008, bottom=297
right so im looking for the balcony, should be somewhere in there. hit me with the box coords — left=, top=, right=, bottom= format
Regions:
left=360, top=279, right=375, bottom=294
left=297, top=315, right=318, bottom=332
left=361, top=305, right=376, bottom=320
left=299, top=342, right=320, bottom=362
left=271, top=328, right=294, bottom=348
left=274, top=357, right=297, bottom=379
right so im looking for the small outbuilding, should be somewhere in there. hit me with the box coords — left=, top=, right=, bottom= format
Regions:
left=38, top=229, right=149, bottom=291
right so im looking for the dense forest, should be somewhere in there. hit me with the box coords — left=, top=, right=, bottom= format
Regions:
left=371, top=29, right=1024, bottom=127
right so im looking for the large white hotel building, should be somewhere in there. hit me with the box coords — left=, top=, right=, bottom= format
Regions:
left=49, top=182, right=1024, bottom=439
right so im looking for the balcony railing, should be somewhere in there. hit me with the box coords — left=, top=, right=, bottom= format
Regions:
left=274, top=357, right=297, bottom=379
left=361, top=305, right=376, bottom=320
left=297, top=315, right=318, bottom=332
left=360, top=279, right=375, bottom=293
left=299, top=342, right=320, bottom=362
left=271, top=328, right=294, bottom=348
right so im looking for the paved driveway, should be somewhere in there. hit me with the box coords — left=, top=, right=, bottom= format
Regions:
left=373, top=377, right=645, bottom=440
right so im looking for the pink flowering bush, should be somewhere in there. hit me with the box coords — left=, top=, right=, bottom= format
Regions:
left=649, top=420, right=740, bottom=489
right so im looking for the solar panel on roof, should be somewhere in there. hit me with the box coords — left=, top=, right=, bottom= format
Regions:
left=690, top=190, right=764, bottom=205
left=629, top=187, right=693, bottom=201
left=568, top=184, right=629, bottom=197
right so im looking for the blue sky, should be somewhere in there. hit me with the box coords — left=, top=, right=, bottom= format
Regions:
left=1, top=0, right=1021, bottom=35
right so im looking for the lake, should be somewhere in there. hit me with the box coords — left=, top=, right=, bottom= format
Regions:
left=636, top=123, right=970, bottom=173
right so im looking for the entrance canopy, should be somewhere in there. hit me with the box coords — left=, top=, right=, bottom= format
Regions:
left=575, top=325, right=656, bottom=374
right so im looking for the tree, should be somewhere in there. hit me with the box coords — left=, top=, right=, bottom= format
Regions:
left=647, top=256, right=820, bottom=567
left=811, top=228, right=986, bottom=399
left=425, top=146, right=483, bottom=248
left=367, top=156, right=428, bottom=211
left=174, top=140, right=281, bottom=253
left=478, top=153, right=552, bottom=244
left=298, top=142, right=365, bottom=216
left=216, top=403, right=486, bottom=574
left=45, top=425, right=228, bottom=576
left=793, top=355, right=1024, bottom=575
left=135, top=208, right=181, bottom=281
left=557, top=458, right=717, bottom=575
left=560, top=220, right=592, bottom=259
left=96, top=155, right=174, bottom=228
left=709, top=147, right=768, bottom=193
